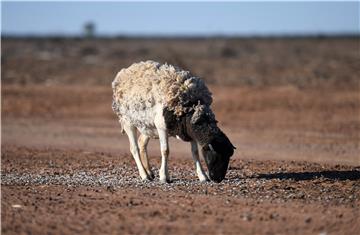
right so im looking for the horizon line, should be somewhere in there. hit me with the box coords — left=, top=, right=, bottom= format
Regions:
left=2, top=32, right=359, bottom=39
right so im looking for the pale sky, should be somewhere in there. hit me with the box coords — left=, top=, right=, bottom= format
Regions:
left=2, top=1, right=359, bottom=36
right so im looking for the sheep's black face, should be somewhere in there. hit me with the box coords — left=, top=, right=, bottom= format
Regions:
left=187, top=103, right=235, bottom=182
left=202, top=132, right=235, bottom=183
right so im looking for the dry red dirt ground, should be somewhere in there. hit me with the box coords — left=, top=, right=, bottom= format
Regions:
left=2, top=38, right=360, bottom=234
left=2, top=147, right=360, bottom=235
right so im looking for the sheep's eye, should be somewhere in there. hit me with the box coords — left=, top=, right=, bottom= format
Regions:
left=203, top=144, right=210, bottom=151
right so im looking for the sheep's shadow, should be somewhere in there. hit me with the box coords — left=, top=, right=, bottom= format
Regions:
left=253, top=170, right=360, bottom=181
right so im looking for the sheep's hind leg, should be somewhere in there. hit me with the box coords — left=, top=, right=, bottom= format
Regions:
left=123, top=124, right=150, bottom=181
left=191, top=141, right=209, bottom=182
left=157, top=128, right=171, bottom=183
left=138, top=134, right=154, bottom=180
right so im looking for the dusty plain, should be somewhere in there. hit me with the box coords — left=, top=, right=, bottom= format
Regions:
left=2, top=37, right=360, bottom=234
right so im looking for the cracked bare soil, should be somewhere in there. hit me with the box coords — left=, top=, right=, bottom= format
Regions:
left=2, top=38, right=360, bottom=235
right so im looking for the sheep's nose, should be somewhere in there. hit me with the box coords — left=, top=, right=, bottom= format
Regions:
left=209, top=172, right=225, bottom=183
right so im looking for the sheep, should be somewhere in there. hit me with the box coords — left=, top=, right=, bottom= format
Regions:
left=112, top=60, right=235, bottom=183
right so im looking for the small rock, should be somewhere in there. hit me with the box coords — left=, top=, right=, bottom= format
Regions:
left=242, top=213, right=252, bottom=221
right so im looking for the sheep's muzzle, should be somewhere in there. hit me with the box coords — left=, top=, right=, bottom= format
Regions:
left=201, top=131, right=235, bottom=183
left=203, top=149, right=230, bottom=183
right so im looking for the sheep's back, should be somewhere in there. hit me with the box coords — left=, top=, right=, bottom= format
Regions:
left=112, top=60, right=212, bottom=121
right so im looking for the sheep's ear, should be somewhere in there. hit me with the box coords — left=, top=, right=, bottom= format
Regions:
left=211, top=133, right=235, bottom=157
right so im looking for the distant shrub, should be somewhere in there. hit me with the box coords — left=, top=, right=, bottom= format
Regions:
left=83, top=22, right=96, bottom=38
left=137, top=48, right=149, bottom=55
left=221, top=47, right=237, bottom=58
left=80, top=46, right=98, bottom=56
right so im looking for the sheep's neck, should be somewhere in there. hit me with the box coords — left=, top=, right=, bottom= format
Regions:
left=163, top=108, right=192, bottom=141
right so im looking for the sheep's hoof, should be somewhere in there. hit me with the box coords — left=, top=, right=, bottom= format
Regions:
left=140, top=173, right=152, bottom=181
left=147, top=171, right=155, bottom=180
left=159, top=178, right=172, bottom=184
left=199, top=177, right=210, bottom=183
left=141, top=174, right=155, bottom=182
left=198, top=173, right=210, bottom=182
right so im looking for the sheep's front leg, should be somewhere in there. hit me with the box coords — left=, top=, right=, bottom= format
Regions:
left=123, top=124, right=150, bottom=181
left=191, top=141, right=209, bottom=182
left=157, top=129, right=170, bottom=183
left=138, top=134, right=154, bottom=180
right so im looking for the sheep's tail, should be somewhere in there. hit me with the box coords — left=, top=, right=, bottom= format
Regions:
left=111, top=99, right=125, bottom=134
left=118, top=119, right=125, bottom=134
